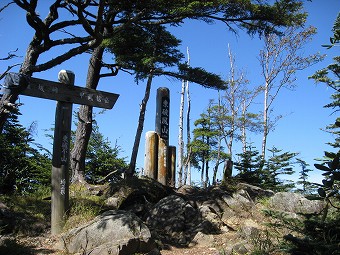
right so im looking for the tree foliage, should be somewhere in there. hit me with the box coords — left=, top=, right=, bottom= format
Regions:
left=283, top=14, right=340, bottom=255
left=259, top=25, right=324, bottom=159
left=322, top=12, right=340, bottom=49
left=262, top=146, right=298, bottom=191
left=0, top=0, right=308, bottom=132
left=234, top=146, right=264, bottom=186
left=85, top=124, right=128, bottom=184
left=0, top=112, right=51, bottom=194
left=190, top=109, right=220, bottom=187
left=296, top=158, right=314, bottom=194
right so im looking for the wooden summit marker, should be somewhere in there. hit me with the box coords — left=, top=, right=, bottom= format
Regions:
left=1, top=71, right=119, bottom=234
left=155, top=87, right=170, bottom=185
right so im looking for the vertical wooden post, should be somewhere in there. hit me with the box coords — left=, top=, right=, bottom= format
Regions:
left=155, top=88, right=170, bottom=185
left=144, top=131, right=158, bottom=179
left=168, top=146, right=176, bottom=187
left=51, top=70, right=74, bottom=235
left=157, top=137, right=167, bottom=185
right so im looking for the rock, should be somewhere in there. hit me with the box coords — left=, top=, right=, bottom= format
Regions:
left=105, top=177, right=173, bottom=217
left=231, top=242, right=250, bottom=255
left=105, top=196, right=122, bottom=209
left=239, top=219, right=261, bottom=238
left=198, top=204, right=223, bottom=229
left=222, top=189, right=254, bottom=215
left=177, top=185, right=200, bottom=196
left=221, top=215, right=241, bottom=230
left=189, top=231, right=215, bottom=247
left=146, top=195, right=200, bottom=246
left=237, top=183, right=275, bottom=200
left=269, top=192, right=325, bottom=215
left=57, top=210, right=156, bottom=255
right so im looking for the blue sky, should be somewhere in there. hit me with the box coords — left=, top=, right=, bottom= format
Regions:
left=0, top=1, right=339, bottom=185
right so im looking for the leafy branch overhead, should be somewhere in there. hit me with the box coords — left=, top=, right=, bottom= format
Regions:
left=314, top=150, right=340, bottom=200
left=103, top=24, right=226, bottom=90
left=0, top=0, right=308, bottom=132
left=322, top=12, right=340, bottom=48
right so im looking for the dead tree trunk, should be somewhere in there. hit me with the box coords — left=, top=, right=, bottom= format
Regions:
left=183, top=47, right=191, bottom=185
left=177, top=79, right=185, bottom=186
left=128, top=71, right=154, bottom=176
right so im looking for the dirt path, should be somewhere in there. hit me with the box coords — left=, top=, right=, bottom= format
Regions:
left=161, top=246, right=221, bottom=255
left=1, top=234, right=226, bottom=255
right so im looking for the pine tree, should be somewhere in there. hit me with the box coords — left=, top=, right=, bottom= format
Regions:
left=190, top=109, right=219, bottom=188
left=0, top=112, right=51, bottom=194
left=85, top=123, right=128, bottom=184
left=262, top=147, right=298, bottom=191
left=234, top=145, right=263, bottom=186
left=295, top=158, right=314, bottom=194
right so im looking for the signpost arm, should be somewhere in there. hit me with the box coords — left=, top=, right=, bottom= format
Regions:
left=51, top=70, right=74, bottom=235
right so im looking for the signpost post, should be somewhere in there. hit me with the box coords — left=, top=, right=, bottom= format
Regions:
left=155, top=87, right=170, bottom=185
left=1, top=71, right=119, bottom=234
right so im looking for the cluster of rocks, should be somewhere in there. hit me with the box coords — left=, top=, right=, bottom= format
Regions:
left=56, top=177, right=325, bottom=255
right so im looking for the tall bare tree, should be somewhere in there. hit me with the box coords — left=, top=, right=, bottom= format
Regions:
left=259, top=25, right=324, bottom=160
left=185, top=64, right=192, bottom=185
left=210, top=46, right=262, bottom=183
left=178, top=79, right=185, bottom=185
left=178, top=47, right=190, bottom=187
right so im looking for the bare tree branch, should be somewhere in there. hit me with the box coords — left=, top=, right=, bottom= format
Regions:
left=0, top=49, right=21, bottom=61
left=0, top=1, right=14, bottom=13
left=0, top=64, right=21, bottom=81
left=30, top=39, right=99, bottom=72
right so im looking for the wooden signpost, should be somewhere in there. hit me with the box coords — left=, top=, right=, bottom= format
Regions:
left=143, top=87, right=176, bottom=187
left=155, top=88, right=170, bottom=185
left=1, top=71, right=119, bottom=234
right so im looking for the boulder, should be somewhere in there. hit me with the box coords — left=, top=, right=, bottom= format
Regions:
left=222, top=189, right=254, bottom=215
left=57, top=210, right=156, bottom=255
left=105, top=177, right=173, bottom=218
left=146, top=195, right=200, bottom=246
left=189, top=231, right=215, bottom=247
left=268, top=192, right=325, bottom=215
left=236, top=183, right=275, bottom=200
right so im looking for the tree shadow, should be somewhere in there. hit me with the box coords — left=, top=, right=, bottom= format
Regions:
left=0, top=238, right=55, bottom=255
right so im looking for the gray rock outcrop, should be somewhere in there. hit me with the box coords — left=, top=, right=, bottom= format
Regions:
left=57, top=210, right=156, bottom=255
left=268, top=192, right=324, bottom=215
left=56, top=180, right=326, bottom=254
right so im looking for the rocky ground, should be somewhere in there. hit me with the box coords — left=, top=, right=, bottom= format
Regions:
left=0, top=177, right=325, bottom=255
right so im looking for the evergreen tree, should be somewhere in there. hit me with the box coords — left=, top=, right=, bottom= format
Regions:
left=262, top=146, right=298, bottom=191
left=234, top=145, right=263, bottom=186
left=310, top=55, right=340, bottom=150
left=283, top=13, right=340, bottom=255
left=0, top=112, right=51, bottom=194
left=85, top=123, right=128, bottom=184
left=190, top=110, right=219, bottom=187
left=295, top=158, right=314, bottom=194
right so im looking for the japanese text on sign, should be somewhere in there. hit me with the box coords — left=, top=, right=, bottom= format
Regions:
left=160, top=96, right=169, bottom=139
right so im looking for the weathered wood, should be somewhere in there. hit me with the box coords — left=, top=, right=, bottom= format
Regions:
left=1, top=73, right=119, bottom=109
left=24, top=77, right=118, bottom=109
left=51, top=70, right=74, bottom=235
left=157, top=136, right=168, bottom=185
left=155, top=87, right=170, bottom=141
left=168, top=146, right=176, bottom=187
left=155, top=88, right=170, bottom=185
left=1, top=71, right=120, bottom=235
left=144, top=131, right=158, bottom=179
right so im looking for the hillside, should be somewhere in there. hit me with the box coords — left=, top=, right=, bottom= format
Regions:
left=0, top=177, right=337, bottom=255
